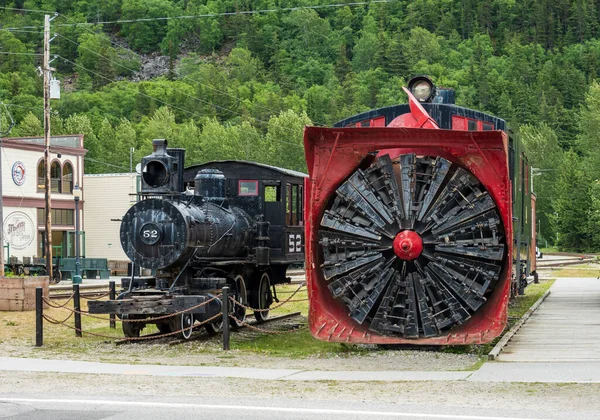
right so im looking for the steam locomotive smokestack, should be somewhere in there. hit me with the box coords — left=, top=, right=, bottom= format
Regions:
left=152, top=139, right=168, bottom=153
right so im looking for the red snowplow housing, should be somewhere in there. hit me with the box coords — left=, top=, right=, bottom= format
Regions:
left=303, top=127, right=512, bottom=345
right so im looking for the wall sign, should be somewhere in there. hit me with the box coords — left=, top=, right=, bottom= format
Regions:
left=4, top=211, right=35, bottom=250
left=11, top=161, right=26, bottom=186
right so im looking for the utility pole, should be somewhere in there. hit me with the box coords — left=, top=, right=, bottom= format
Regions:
left=43, top=14, right=53, bottom=282
left=0, top=104, right=15, bottom=277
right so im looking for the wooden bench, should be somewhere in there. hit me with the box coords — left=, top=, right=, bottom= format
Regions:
left=58, top=258, right=110, bottom=280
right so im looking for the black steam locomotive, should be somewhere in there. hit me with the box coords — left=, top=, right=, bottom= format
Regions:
left=89, top=139, right=306, bottom=338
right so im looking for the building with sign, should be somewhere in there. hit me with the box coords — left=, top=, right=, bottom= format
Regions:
left=1, top=135, right=86, bottom=261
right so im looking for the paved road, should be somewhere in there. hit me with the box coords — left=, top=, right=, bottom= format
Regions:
left=0, top=396, right=585, bottom=420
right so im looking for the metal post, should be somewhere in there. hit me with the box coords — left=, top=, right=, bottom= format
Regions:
left=35, top=287, right=43, bottom=347
left=222, top=286, right=230, bottom=351
left=73, top=184, right=81, bottom=284
left=109, top=281, right=116, bottom=329
left=73, top=284, right=82, bottom=337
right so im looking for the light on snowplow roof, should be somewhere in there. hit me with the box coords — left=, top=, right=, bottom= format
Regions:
left=407, top=75, right=436, bottom=103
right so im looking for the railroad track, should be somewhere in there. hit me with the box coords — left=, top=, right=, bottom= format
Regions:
left=115, top=311, right=304, bottom=345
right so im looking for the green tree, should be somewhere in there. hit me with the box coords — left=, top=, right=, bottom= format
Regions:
left=555, top=150, right=592, bottom=251
left=577, top=82, right=600, bottom=180
left=121, top=0, right=176, bottom=53
left=64, top=114, right=101, bottom=173
left=264, top=110, right=312, bottom=172
left=520, top=123, right=564, bottom=246
left=14, top=112, right=43, bottom=137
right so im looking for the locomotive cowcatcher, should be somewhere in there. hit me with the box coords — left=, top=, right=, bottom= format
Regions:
left=304, top=76, right=537, bottom=345
left=88, top=139, right=306, bottom=338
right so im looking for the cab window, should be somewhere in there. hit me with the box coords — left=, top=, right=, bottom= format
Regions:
left=239, top=180, right=258, bottom=196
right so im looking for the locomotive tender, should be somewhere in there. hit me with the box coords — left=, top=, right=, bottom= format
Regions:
left=89, top=139, right=306, bottom=338
left=304, top=76, right=537, bottom=345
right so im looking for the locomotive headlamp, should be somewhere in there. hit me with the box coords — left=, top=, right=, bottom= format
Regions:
left=407, top=75, right=436, bottom=102
left=143, top=160, right=170, bottom=187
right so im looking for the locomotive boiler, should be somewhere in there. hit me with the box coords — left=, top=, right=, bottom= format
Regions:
left=89, top=139, right=306, bottom=338
left=304, top=76, right=537, bottom=345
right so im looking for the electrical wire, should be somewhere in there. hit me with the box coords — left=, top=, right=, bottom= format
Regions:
left=54, top=33, right=306, bottom=147
left=58, top=55, right=207, bottom=121
left=0, top=51, right=42, bottom=56
left=58, top=14, right=319, bottom=125
left=84, top=157, right=129, bottom=171
left=3, top=1, right=394, bottom=29
left=0, top=6, right=56, bottom=14
left=56, top=33, right=263, bottom=123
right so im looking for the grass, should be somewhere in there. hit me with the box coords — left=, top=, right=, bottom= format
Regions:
left=231, top=328, right=365, bottom=357
left=0, top=280, right=556, bottom=363
left=508, top=280, right=554, bottom=319
left=552, top=268, right=600, bottom=278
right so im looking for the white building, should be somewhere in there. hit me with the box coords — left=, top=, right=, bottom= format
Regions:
left=83, top=173, right=138, bottom=261
left=1, top=135, right=85, bottom=261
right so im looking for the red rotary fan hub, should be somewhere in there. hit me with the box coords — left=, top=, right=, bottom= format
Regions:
left=393, top=230, right=423, bottom=261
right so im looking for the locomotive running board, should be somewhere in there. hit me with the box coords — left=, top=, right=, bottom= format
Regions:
left=303, top=126, right=512, bottom=345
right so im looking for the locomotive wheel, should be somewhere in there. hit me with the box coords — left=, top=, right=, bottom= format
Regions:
left=205, top=319, right=223, bottom=336
left=230, top=274, right=248, bottom=330
left=122, top=315, right=144, bottom=338
left=253, top=272, right=272, bottom=323
left=156, top=322, right=173, bottom=334
left=172, top=313, right=194, bottom=339
left=318, top=153, right=506, bottom=339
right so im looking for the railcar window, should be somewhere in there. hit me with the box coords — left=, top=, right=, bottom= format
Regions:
left=468, top=119, right=477, bottom=131
left=238, top=180, right=258, bottom=196
left=483, top=122, right=494, bottom=130
left=264, top=185, right=280, bottom=202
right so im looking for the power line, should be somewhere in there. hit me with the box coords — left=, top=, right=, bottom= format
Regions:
left=4, top=1, right=393, bottom=29
left=0, top=6, right=56, bottom=14
left=56, top=16, right=305, bottom=125
left=0, top=28, right=44, bottom=34
left=58, top=55, right=208, bottom=121
left=56, top=33, right=261, bottom=124
left=84, top=157, right=129, bottom=171
left=0, top=51, right=42, bottom=56
left=54, top=31, right=308, bottom=145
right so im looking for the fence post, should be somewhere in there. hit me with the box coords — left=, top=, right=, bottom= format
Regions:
left=73, top=284, right=82, bottom=337
left=222, top=286, right=230, bottom=351
left=35, top=287, right=43, bottom=347
left=109, top=281, right=116, bottom=329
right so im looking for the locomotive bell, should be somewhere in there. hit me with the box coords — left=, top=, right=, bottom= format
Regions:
left=140, top=139, right=183, bottom=194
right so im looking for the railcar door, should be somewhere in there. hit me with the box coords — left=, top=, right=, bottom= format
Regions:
left=263, top=181, right=283, bottom=254
left=284, top=182, right=304, bottom=259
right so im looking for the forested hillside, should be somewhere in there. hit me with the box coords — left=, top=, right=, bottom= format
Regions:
left=1, top=0, right=600, bottom=251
